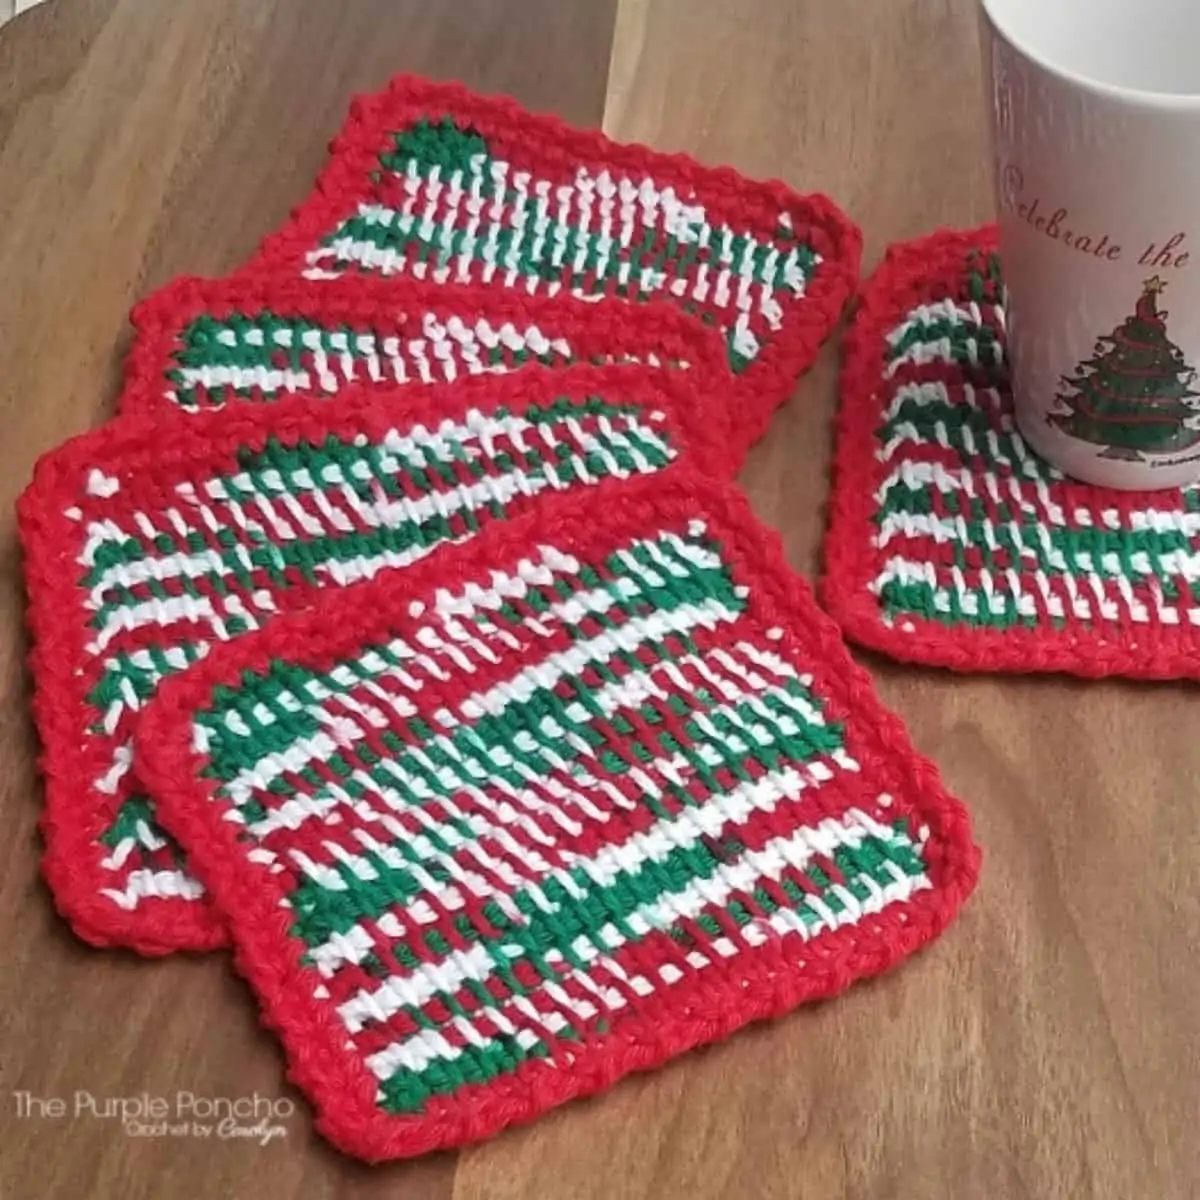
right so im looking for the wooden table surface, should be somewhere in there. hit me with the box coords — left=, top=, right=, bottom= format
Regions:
left=0, top=2, right=1194, bottom=1197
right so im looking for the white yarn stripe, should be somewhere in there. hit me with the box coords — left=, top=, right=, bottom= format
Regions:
left=417, top=528, right=714, bottom=628
left=879, top=461, right=1200, bottom=547
left=99, top=818, right=167, bottom=870
left=357, top=807, right=925, bottom=1080
left=876, top=509, right=1200, bottom=590
left=870, top=555, right=1200, bottom=626
left=880, top=378, right=1011, bottom=425
left=82, top=426, right=674, bottom=650
left=99, top=868, right=205, bottom=910
left=885, top=298, right=991, bottom=346
left=884, top=298, right=1005, bottom=377
left=223, top=594, right=742, bottom=813
left=875, top=410, right=1049, bottom=480
left=93, top=743, right=134, bottom=797
left=87, top=590, right=276, bottom=656
left=281, top=678, right=845, bottom=964
left=172, top=314, right=570, bottom=405
left=80, top=407, right=666, bottom=571
left=308, top=220, right=813, bottom=325
left=875, top=459, right=1067, bottom=523
left=169, top=365, right=313, bottom=404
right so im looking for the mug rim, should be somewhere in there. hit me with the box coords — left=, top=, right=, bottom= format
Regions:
left=980, top=0, right=1200, bottom=109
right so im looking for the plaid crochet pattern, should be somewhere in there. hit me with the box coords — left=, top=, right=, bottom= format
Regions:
left=823, top=225, right=1200, bottom=678
left=244, top=75, right=861, bottom=461
left=121, top=275, right=727, bottom=418
left=136, top=474, right=979, bottom=1161
left=19, top=367, right=721, bottom=955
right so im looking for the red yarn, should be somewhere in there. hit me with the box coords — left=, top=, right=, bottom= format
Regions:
left=136, top=472, right=980, bottom=1160
left=120, top=272, right=731, bottom=426
left=241, top=74, right=862, bottom=462
left=18, top=366, right=729, bottom=956
left=823, top=224, right=1200, bottom=679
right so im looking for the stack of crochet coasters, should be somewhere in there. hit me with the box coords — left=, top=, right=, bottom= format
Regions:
left=22, top=74, right=864, bottom=958
left=244, top=76, right=862, bottom=463
left=18, top=73, right=980, bottom=1160
left=21, top=368, right=726, bottom=953
left=823, top=224, right=1200, bottom=679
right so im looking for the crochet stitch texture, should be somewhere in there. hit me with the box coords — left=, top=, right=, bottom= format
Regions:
left=823, top=225, right=1200, bottom=679
left=245, top=75, right=862, bottom=461
left=137, top=473, right=979, bottom=1160
left=121, top=275, right=727, bottom=419
left=19, top=368, right=725, bottom=954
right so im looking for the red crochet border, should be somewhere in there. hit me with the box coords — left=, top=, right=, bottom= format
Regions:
left=240, top=74, right=863, bottom=462
left=136, top=471, right=980, bottom=1161
left=821, top=224, right=1200, bottom=680
left=18, top=364, right=727, bottom=956
left=121, top=272, right=731, bottom=427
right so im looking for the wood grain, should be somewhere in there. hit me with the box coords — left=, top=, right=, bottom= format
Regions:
left=591, top=5, right=1191, bottom=1200
left=0, top=1, right=1194, bottom=1197
left=0, top=3, right=615, bottom=1198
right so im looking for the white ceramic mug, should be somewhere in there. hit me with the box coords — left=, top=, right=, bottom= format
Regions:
left=981, top=0, right=1200, bottom=489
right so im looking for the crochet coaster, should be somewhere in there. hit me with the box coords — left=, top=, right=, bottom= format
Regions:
left=121, top=274, right=727, bottom=417
left=137, top=473, right=979, bottom=1161
left=19, top=366, right=721, bottom=955
left=244, top=74, right=862, bottom=460
left=823, top=225, right=1200, bottom=678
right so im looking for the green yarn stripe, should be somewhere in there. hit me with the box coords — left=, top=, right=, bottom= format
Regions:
left=194, top=537, right=747, bottom=770
left=313, top=118, right=820, bottom=373
left=211, top=645, right=822, bottom=819
left=877, top=494, right=1198, bottom=583
left=873, top=573, right=1041, bottom=630
left=886, top=314, right=1005, bottom=372
left=168, top=318, right=567, bottom=410
left=83, top=413, right=673, bottom=670
left=88, top=643, right=209, bottom=726
left=375, top=820, right=927, bottom=1114
left=873, top=291, right=1200, bottom=629
left=280, top=679, right=841, bottom=947
left=99, top=795, right=162, bottom=851
left=879, top=399, right=1036, bottom=468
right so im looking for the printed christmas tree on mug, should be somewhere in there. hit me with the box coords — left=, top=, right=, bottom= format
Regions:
left=1049, top=275, right=1200, bottom=460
